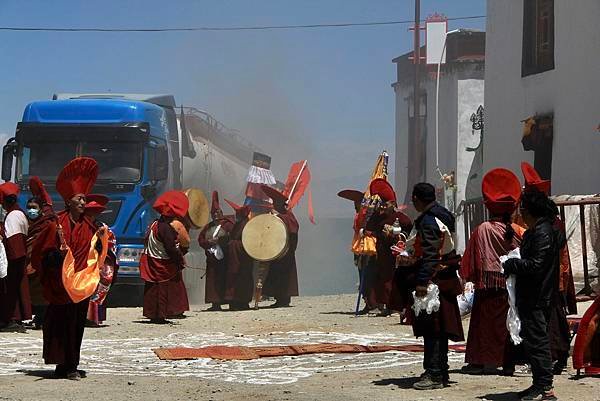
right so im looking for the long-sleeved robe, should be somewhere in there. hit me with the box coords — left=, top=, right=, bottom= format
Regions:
left=460, top=220, right=524, bottom=367
left=365, top=209, right=413, bottom=309
left=31, top=210, right=97, bottom=368
left=198, top=217, right=234, bottom=304
left=0, top=207, right=30, bottom=324
left=262, top=211, right=300, bottom=303
left=140, top=218, right=189, bottom=320
left=224, top=217, right=254, bottom=305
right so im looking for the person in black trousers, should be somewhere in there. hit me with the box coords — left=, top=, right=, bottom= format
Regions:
left=503, top=190, right=563, bottom=401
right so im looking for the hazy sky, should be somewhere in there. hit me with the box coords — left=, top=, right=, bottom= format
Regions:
left=0, top=0, right=485, bottom=217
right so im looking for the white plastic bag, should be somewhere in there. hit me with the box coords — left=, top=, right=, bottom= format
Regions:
left=500, top=247, right=522, bottom=345
left=208, top=244, right=224, bottom=261
left=412, top=283, right=440, bottom=316
left=458, top=282, right=475, bottom=316
left=0, top=241, right=8, bottom=279
left=505, top=275, right=522, bottom=345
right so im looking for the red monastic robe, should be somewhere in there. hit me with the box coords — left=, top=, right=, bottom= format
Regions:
left=198, top=217, right=234, bottom=304
left=365, top=210, right=413, bottom=308
left=0, top=207, right=30, bottom=323
left=31, top=210, right=97, bottom=366
left=460, top=220, right=524, bottom=367
left=263, top=211, right=300, bottom=301
left=140, top=219, right=189, bottom=319
left=224, top=217, right=254, bottom=305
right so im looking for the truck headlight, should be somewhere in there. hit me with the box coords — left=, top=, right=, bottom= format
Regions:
left=117, top=247, right=142, bottom=264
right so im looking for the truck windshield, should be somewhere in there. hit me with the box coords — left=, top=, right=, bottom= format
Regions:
left=18, top=135, right=144, bottom=184
left=19, top=141, right=78, bottom=182
left=81, top=141, right=142, bottom=182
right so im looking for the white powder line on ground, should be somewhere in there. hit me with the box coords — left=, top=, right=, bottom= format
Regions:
left=0, top=331, right=462, bottom=384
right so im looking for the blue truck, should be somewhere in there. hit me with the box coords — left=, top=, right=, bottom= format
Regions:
left=2, top=94, right=258, bottom=305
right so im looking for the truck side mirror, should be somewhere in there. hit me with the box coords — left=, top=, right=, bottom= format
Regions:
left=148, top=146, right=168, bottom=182
left=2, top=139, right=17, bottom=182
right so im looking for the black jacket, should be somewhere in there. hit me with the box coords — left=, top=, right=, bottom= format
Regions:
left=503, top=217, right=562, bottom=309
left=414, top=203, right=456, bottom=286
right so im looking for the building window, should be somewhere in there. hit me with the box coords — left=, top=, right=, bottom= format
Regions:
left=522, top=0, right=555, bottom=77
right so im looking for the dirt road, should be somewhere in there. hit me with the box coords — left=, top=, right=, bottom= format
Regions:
left=1, top=294, right=598, bottom=401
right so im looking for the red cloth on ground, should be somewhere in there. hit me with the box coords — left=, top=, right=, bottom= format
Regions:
left=263, top=211, right=300, bottom=301
left=198, top=217, right=234, bottom=304
left=465, top=288, right=512, bottom=367
left=224, top=217, right=254, bottom=304
left=365, top=210, right=413, bottom=307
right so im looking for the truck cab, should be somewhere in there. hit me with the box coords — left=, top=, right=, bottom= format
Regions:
left=2, top=94, right=182, bottom=305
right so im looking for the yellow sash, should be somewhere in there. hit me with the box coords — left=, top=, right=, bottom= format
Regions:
left=62, top=226, right=109, bottom=303
left=351, top=234, right=377, bottom=256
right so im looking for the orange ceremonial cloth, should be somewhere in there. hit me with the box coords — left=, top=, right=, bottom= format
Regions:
left=153, top=343, right=467, bottom=361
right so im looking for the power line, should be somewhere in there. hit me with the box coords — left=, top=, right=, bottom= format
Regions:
left=0, top=15, right=485, bottom=33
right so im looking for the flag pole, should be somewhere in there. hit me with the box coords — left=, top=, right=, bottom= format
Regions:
left=286, top=160, right=307, bottom=203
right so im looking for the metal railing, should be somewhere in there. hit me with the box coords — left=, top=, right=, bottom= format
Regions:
left=462, top=196, right=600, bottom=300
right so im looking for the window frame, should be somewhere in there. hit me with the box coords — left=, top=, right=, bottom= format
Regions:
left=522, top=0, right=555, bottom=77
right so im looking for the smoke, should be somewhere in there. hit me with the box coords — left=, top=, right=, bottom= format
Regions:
left=217, top=59, right=314, bottom=180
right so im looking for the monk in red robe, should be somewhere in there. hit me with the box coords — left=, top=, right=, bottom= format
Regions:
left=198, top=191, right=234, bottom=311
left=24, top=178, right=56, bottom=330
left=140, top=190, right=190, bottom=323
left=0, top=182, right=30, bottom=332
left=260, top=185, right=300, bottom=308
left=223, top=199, right=253, bottom=311
left=460, top=168, right=524, bottom=376
left=30, top=157, right=102, bottom=380
left=23, top=196, right=49, bottom=329
left=337, top=190, right=378, bottom=314
left=365, top=179, right=412, bottom=315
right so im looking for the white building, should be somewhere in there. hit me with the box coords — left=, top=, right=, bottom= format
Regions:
left=392, top=29, right=485, bottom=250
left=484, top=0, right=600, bottom=194
left=483, top=0, right=600, bottom=290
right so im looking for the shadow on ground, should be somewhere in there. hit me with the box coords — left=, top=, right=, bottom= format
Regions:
left=476, top=391, right=519, bottom=401
left=17, top=369, right=56, bottom=380
left=372, top=377, right=420, bottom=389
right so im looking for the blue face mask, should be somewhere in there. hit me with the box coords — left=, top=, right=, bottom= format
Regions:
left=27, top=208, right=40, bottom=220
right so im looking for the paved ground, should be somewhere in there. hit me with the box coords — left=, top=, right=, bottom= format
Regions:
left=0, top=294, right=598, bottom=401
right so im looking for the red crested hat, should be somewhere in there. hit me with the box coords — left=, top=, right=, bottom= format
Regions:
left=482, top=168, right=522, bottom=215
left=84, top=201, right=106, bottom=214
left=337, top=189, right=364, bottom=203
left=153, top=190, right=189, bottom=218
left=224, top=198, right=250, bottom=217
left=56, top=157, right=98, bottom=201
left=521, top=162, right=551, bottom=195
left=29, top=176, right=52, bottom=206
left=369, top=178, right=396, bottom=203
left=211, top=191, right=221, bottom=214
left=0, top=182, right=20, bottom=198
left=260, top=184, right=288, bottom=205
left=86, top=194, right=109, bottom=206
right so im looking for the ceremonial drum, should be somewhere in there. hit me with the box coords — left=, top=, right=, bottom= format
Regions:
left=184, top=188, right=210, bottom=229
left=242, top=213, right=289, bottom=262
